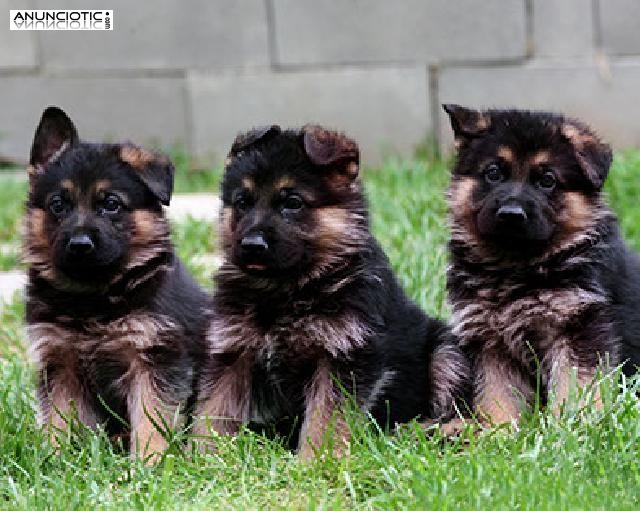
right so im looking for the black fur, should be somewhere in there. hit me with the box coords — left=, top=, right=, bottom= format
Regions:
left=444, top=105, right=640, bottom=422
left=25, top=106, right=210, bottom=454
left=196, top=125, right=469, bottom=453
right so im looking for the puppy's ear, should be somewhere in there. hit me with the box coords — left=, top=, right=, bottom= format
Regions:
left=29, top=106, right=79, bottom=177
left=443, top=104, right=490, bottom=144
left=226, top=125, right=281, bottom=164
left=561, top=121, right=612, bottom=190
left=303, top=125, right=360, bottom=186
left=119, top=144, right=174, bottom=205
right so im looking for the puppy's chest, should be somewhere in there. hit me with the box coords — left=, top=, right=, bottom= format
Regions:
left=451, top=278, right=607, bottom=356
left=211, top=308, right=371, bottom=359
left=29, top=314, right=178, bottom=373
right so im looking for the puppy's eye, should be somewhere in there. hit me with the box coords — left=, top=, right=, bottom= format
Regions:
left=234, top=195, right=252, bottom=212
left=282, top=195, right=304, bottom=212
left=102, top=195, right=121, bottom=214
left=484, top=164, right=505, bottom=184
left=49, top=196, right=66, bottom=216
left=538, top=171, right=557, bottom=191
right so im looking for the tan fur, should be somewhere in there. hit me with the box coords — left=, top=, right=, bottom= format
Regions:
left=449, top=177, right=476, bottom=219
left=546, top=344, right=602, bottom=417
left=474, top=353, right=532, bottom=425
left=124, top=210, right=171, bottom=285
left=23, top=208, right=51, bottom=276
left=192, top=353, right=253, bottom=437
left=27, top=164, right=41, bottom=181
left=119, top=144, right=158, bottom=170
left=242, top=177, right=255, bottom=192
left=209, top=308, right=371, bottom=359
left=219, top=206, right=234, bottom=253
left=497, top=146, right=515, bottom=163
left=33, top=325, right=101, bottom=438
left=127, top=369, right=179, bottom=462
left=60, top=179, right=75, bottom=195
left=558, top=192, right=597, bottom=236
left=529, top=150, right=551, bottom=167
left=561, top=123, right=597, bottom=148
left=298, top=358, right=349, bottom=458
left=30, top=314, right=184, bottom=458
left=92, top=179, right=112, bottom=198
left=274, top=176, right=295, bottom=191
left=310, top=205, right=368, bottom=281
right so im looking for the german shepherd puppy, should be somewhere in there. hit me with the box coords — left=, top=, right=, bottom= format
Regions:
left=24, top=106, right=209, bottom=459
left=194, top=125, right=469, bottom=457
left=444, top=104, right=640, bottom=424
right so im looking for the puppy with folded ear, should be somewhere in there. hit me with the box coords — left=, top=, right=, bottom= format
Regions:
left=194, top=124, right=469, bottom=457
left=25, top=106, right=210, bottom=460
left=443, top=104, right=640, bottom=425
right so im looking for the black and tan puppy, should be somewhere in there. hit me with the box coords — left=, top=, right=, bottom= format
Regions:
left=194, top=125, right=469, bottom=457
left=444, top=104, right=640, bottom=424
left=24, top=106, right=209, bottom=459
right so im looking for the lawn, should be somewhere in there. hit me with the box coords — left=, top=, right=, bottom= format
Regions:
left=1, top=153, right=640, bottom=510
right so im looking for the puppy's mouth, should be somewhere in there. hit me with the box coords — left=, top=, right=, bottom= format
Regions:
left=244, top=263, right=268, bottom=272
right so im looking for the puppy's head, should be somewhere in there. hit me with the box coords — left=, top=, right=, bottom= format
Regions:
left=444, top=104, right=612, bottom=256
left=25, top=106, right=174, bottom=289
left=220, top=124, right=367, bottom=281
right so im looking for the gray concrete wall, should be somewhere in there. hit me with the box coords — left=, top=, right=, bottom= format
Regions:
left=1, top=0, right=639, bottom=166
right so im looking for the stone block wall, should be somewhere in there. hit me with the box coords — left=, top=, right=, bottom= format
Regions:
left=1, top=0, right=638, bottom=166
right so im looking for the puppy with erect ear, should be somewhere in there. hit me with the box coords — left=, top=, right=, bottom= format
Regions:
left=442, top=104, right=640, bottom=426
left=194, top=123, right=470, bottom=457
left=24, top=106, right=210, bottom=462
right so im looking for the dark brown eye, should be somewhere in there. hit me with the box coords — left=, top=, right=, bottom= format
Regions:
left=49, top=196, right=66, bottom=216
left=282, top=195, right=304, bottom=212
left=234, top=194, right=252, bottom=212
left=484, top=164, right=504, bottom=184
left=538, top=171, right=556, bottom=191
left=103, top=195, right=121, bottom=214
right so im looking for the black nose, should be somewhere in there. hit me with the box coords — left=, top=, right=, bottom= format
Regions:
left=241, top=234, right=268, bottom=252
left=496, top=204, right=527, bottom=223
left=67, top=234, right=95, bottom=255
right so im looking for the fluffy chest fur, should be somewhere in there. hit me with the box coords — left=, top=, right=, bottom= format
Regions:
left=209, top=306, right=373, bottom=359
left=30, top=314, right=191, bottom=408
left=449, top=257, right=609, bottom=368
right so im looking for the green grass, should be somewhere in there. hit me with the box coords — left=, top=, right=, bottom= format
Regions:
left=2, top=153, right=640, bottom=509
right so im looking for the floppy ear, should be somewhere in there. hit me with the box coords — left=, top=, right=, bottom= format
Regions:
left=119, top=144, right=174, bottom=205
left=29, top=106, right=79, bottom=175
left=561, top=121, right=612, bottom=190
left=303, top=125, right=360, bottom=185
left=227, top=125, right=281, bottom=162
left=443, top=104, right=490, bottom=141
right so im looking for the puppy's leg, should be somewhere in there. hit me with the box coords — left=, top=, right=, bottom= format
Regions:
left=38, top=364, right=100, bottom=444
left=546, top=342, right=602, bottom=417
left=298, top=358, right=349, bottom=459
left=126, top=368, right=182, bottom=463
left=192, top=353, right=252, bottom=438
left=474, top=352, right=533, bottom=426
left=424, top=341, right=471, bottom=434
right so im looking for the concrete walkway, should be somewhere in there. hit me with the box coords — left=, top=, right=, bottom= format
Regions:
left=0, top=193, right=220, bottom=310
left=166, top=193, right=221, bottom=222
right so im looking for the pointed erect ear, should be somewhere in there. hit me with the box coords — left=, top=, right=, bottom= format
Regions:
left=226, top=125, right=281, bottom=164
left=561, top=121, right=612, bottom=190
left=29, top=106, right=79, bottom=172
left=119, top=143, right=174, bottom=205
left=443, top=104, right=491, bottom=140
left=303, top=125, right=360, bottom=183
